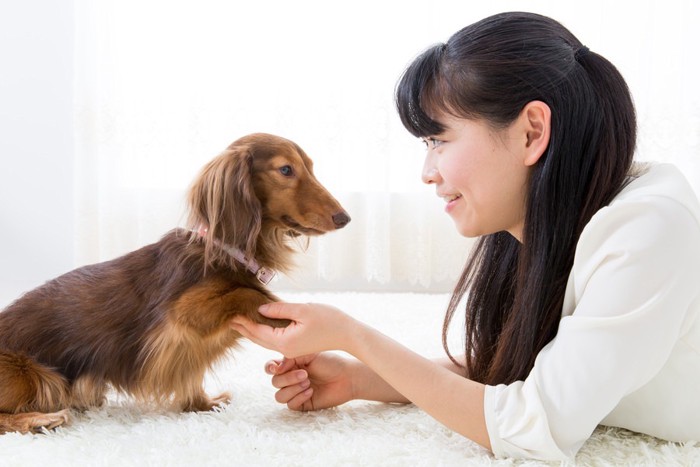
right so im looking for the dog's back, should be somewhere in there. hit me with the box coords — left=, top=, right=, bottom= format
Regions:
left=0, top=230, right=200, bottom=386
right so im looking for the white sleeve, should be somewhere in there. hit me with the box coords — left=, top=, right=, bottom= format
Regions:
left=483, top=196, right=700, bottom=461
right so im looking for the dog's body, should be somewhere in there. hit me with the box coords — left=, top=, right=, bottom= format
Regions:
left=0, top=133, right=349, bottom=434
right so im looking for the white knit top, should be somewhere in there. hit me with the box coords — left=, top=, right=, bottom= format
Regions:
left=483, top=163, right=700, bottom=460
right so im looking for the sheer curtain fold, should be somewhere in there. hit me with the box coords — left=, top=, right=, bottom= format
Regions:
left=73, top=1, right=700, bottom=292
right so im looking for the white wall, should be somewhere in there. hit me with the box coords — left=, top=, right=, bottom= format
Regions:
left=1, top=2, right=698, bottom=305
left=0, top=1, right=75, bottom=307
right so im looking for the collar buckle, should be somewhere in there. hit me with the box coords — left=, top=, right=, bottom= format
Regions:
left=255, top=267, right=276, bottom=285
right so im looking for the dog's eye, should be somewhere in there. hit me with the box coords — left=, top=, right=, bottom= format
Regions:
left=279, top=165, right=294, bottom=177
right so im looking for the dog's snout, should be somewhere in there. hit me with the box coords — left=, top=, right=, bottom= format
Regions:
left=332, top=211, right=351, bottom=229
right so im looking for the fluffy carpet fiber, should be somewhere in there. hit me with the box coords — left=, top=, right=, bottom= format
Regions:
left=1, top=292, right=698, bottom=466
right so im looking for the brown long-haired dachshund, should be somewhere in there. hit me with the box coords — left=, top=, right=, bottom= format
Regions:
left=0, top=133, right=350, bottom=434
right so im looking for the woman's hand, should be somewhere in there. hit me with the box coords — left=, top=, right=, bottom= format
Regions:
left=230, top=302, right=357, bottom=358
left=265, top=353, right=356, bottom=411
left=234, top=302, right=489, bottom=450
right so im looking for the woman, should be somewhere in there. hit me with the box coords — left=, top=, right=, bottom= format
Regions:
left=231, top=12, right=700, bottom=460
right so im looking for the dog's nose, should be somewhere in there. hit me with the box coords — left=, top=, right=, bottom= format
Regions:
left=332, top=211, right=351, bottom=229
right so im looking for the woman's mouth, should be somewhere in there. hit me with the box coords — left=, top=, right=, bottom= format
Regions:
left=443, top=194, right=462, bottom=212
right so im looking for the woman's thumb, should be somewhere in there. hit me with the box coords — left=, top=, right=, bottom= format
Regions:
left=258, top=302, right=298, bottom=320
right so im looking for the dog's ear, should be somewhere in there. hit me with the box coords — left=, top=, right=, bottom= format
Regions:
left=187, top=146, right=262, bottom=268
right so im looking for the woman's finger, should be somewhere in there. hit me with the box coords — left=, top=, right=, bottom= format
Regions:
left=264, top=359, right=283, bottom=375
left=230, top=319, right=283, bottom=351
left=276, top=357, right=302, bottom=374
left=274, top=380, right=311, bottom=404
left=286, top=387, right=314, bottom=411
left=270, top=369, right=308, bottom=389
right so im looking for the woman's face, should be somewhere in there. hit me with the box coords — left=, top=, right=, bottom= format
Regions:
left=421, top=114, right=531, bottom=241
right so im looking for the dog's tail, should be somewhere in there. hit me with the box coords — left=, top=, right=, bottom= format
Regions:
left=0, top=351, right=70, bottom=420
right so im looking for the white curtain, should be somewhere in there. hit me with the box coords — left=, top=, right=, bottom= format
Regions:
left=73, top=0, right=700, bottom=292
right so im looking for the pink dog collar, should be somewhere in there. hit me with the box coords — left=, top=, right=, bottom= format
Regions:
left=195, top=226, right=276, bottom=285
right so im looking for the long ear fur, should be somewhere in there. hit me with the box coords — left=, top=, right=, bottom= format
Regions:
left=187, top=146, right=262, bottom=269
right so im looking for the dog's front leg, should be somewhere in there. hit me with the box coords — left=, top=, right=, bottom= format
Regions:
left=164, top=282, right=288, bottom=412
left=220, top=287, right=291, bottom=328
left=171, top=282, right=288, bottom=337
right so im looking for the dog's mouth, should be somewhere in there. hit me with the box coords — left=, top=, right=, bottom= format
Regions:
left=281, top=215, right=325, bottom=236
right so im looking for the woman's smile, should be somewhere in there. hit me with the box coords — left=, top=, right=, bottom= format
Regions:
left=443, top=193, right=463, bottom=213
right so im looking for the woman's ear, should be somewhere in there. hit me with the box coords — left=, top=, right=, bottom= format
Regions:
left=520, top=100, right=551, bottom=167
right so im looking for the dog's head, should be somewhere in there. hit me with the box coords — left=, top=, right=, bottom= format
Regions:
left=187, top=133, right=350, bottom=272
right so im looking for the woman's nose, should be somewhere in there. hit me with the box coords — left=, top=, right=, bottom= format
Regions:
left=422, top=157, right=441, bottom=185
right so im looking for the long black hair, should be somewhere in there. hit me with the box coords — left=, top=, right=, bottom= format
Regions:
left=396, top=12, right=636, bottom=385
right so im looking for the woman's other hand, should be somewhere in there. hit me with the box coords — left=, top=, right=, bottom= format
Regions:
left=264, top=353, right=356, bottom=411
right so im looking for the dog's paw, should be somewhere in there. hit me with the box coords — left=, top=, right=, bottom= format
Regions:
left=258, top=317, right=292, bottom=328
left=209, top=392, right=232, bottom=409
left=181, top=392, right=231, bottom=412
left=40, top=409, right=71, bottom=431
left=16, top=409, right=71, bottom=434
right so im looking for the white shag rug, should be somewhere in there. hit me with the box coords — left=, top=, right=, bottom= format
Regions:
left=1, top=292, right=698, bottom=467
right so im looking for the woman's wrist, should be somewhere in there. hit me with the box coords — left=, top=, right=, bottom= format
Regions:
left=334, top=311, right=367, bottom=354
left=345, top=357, right=386, bottom=402
left=346, top=357, right=365, bottom=402
left=343, top=344, right=411, bottom=404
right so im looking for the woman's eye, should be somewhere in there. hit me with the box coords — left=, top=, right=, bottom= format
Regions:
left=422, top=137, right=443, bottom=149
left=279, top=165, right=294, bottom=176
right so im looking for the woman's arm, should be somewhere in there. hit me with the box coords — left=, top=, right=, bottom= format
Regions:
left=349, top=319, right=490, bottom=449
left=267, top=353, right=467, bottom=409
left=232, top=305, right=490, bottom=450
